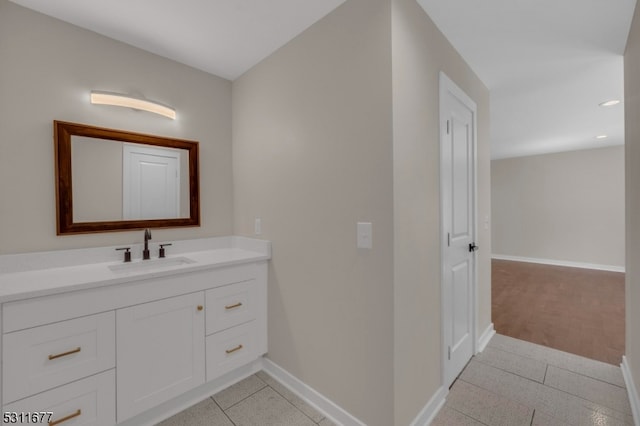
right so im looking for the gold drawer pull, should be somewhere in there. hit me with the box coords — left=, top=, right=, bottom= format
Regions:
left=225, top=344, right=243, bottom=354
left=49, top=409, right=81, bottom=426
left=48, top=347, right=81, bottom=360
left=225, top=302, right=243, bottom=310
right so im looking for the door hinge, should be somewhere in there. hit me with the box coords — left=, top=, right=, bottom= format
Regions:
left=447, top=233, right=450, bottom=247
left=446, top=120, right=450, bottom=135
left=448, top=346, right=451, bottom=360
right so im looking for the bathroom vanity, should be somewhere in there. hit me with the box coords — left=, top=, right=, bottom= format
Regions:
left=0, top=237, right=270, bottom=425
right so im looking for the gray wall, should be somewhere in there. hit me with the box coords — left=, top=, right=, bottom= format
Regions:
left=232, top=1, right=394, bottom=423
left=625, top=0, right=640, bottom=405
left=391, top=0, right=491, bottom=424
left=0, top=0, right=233, bottom=253
left=233, top=0, right=491, bottom=424
left=492, top=146, right=625, bottom=269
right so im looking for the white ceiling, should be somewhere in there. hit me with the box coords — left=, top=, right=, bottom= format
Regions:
left=417, top=0, right=636, bottom=159
left=9, top=0, right=638, bottom=159
left=8, top=0, right=347, bottom=81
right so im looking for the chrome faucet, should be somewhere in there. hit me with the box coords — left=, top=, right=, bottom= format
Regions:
left=143, top=229, right=152, bottom=260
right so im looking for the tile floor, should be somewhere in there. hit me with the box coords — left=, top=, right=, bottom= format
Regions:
left=433, top=334, right=634, bottom=426
left=158, top=370, right=336, bottom=426
left=160, top=334, right=634, bottom=426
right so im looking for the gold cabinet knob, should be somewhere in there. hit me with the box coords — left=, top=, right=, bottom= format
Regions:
left=197, top=305, right=204, bottom=311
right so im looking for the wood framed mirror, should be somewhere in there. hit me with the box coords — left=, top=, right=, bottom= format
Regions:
left=54, top=121, right=200, bottom=234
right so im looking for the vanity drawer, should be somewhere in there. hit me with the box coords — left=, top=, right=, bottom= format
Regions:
left=206, top=321, right=257, bottom=380
left=3, top=311, right=115, bottom=404
left=3, top=369, right=115, bottom=426
left=205, top=281, right=256, bottom=334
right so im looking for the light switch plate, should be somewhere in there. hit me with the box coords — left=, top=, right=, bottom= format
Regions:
left=254, top=217, right=262, bottom=235
left=357, top=222, right=373, bottom=249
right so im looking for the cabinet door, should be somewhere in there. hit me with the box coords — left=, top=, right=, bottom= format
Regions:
left=206, top=321, right=257, bottom=381
left=116, top=292, right=205, bottom=422
left=3, top=311, right=115, bottom=404
left=3, top=369, right=115, bottom=426
left=205, top=281, right=256, bottom=335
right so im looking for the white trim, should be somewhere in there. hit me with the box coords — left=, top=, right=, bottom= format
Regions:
left=261, top=357, right=366, bottom=426
left=477, top=323, right=495, bottom=353
left=409, top=386, right=448, bottom=426
left=622, top=356, right=640, bottom=426
left=491, top=254, right=625, bottom=273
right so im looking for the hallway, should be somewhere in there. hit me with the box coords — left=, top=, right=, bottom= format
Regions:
left=433, top=334, right=632, bottom=425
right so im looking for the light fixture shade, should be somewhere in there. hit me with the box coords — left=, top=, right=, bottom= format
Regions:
left=90, top=91, right=176, bottom=119
left=599, top=100, right=621, bottom=107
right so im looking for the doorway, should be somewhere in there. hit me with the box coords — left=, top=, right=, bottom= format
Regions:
left=439, top=72, right=479, bottom=387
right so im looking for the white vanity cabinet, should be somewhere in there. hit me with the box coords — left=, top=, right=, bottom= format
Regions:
left=0, top=238, right=269, bottom=426
left=116, top=292, right=206, bottom=422
left=3, top=313, right=116, bottom=426
left=3, top=311, right=115, bottom=404
left=205, top=282, right=261, bottom=380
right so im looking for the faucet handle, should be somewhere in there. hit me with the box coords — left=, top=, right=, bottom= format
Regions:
left=159, top=243, right=172, bottom=258
left=115, top=247, right=132, bottom=263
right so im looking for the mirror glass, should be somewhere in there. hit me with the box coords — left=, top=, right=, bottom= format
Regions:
left=71, top=137, right=191, bottom=222
left=55, top=121, right=200, bottom=234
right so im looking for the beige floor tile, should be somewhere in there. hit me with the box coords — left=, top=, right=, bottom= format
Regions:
left=544, top=365, right=631, bottom=414
left=531, top=410, right=572, bottom=426
left=156, top=398, right=233, bottom=426
left=535, top=390, right=631, bottom=426
left=225, top=387, right=317, bottom=426
left=213, top=374, right=267, bottom=410
left=318, top=417, right=338, bottom=426
left=475, top=346, right=547, bottom=382
left=461, top=360, right=631, bottom=426
left=256, top=370, right=325, bottom=422
left=489, top=334, right=625, bottom=387
left=447, top=380, right=533, bottom=425
left=461, top=360, right=540, bottom=407
left=431, top=406, right=485, bottom=425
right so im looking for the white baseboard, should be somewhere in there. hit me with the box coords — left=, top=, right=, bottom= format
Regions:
left=491, top=254, right=625, bottom=273
left=477, top=323, right=495, bottom=353
left=622, top=356, right=640, bottom=426
left=261, top=357, right=366, bottom=426
left=409, top=385, right=447, bottom=426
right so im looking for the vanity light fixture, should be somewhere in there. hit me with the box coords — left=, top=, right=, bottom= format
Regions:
left=90, top=91, right=176, bottom=120
left=599, top=100, right=621, bottom=107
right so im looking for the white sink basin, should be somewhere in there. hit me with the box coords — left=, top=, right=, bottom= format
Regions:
left=109, top=256, right=196, bottom=273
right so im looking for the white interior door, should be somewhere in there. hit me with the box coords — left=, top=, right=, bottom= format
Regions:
left=123, top=144, right=180, bottom=219
left=440, top=72, right=478, bottom=388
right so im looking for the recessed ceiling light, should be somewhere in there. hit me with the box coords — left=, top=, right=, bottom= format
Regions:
left=599, top=100, right=621, bottom=107
left=596, top=135, right=608, bottom=139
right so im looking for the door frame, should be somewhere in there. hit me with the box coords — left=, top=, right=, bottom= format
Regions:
left=439, top=71, right=479, bottom=386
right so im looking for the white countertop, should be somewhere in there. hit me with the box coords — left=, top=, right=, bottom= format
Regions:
left=0, top=237, right=271, bottom=303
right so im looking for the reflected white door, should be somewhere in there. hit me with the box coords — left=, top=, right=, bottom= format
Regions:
left=440, top=72, right=477, bottom=388
left=123, top=144, right=180, bottom=219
